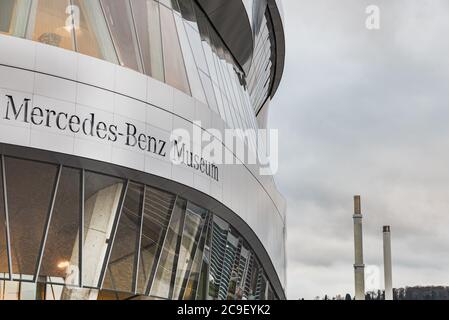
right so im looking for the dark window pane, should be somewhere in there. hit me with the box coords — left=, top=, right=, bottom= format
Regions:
left=103, top=182, right=144, bottom=293
left=73, top=0, right=118, bottom=63
left=29, top=0, right=75, bottom=50
left=159, top=4, right=191, bottom=95
left=177, top=0, right=197, bottom=30
left=131, top=0, right=164, bottom=81
left=0, top=0, right=32, bottom=37
left=100, top=0, right=142, bottom=72
left=150, top=196, right=186, bottom=299
left=159, top=0, right=179, bottom=12
left=39, top=167, right=81, bottom=286
left=5, top=157, right=58, bottom=278
left=82, top=171, right=124, bottom=288
left=0, top=0, right=15, bottom=33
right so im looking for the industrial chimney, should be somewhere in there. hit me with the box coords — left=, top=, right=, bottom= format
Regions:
left=353, top=195, right=365, bottom=300
left=383, top=226, right=393, bottom=300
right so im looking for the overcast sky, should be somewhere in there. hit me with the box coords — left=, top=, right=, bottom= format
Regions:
left=269, top=0, right=449, bottom=299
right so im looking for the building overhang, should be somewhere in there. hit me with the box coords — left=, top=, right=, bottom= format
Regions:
left=196, top=0, right=254, bottom=73
left=267, top=0, right=285, bottom=99
left=196, top=0, right=285, bottom=99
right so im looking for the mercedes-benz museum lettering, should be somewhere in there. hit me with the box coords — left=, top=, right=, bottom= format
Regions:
left=0, top=0, right=286, bottom=300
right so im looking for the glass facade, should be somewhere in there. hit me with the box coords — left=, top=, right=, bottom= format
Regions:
left=247, top=8, right=276, bottom=114
left=0, top=155, right=277, bottom=300
left=0, top=0, right=276, bottom=134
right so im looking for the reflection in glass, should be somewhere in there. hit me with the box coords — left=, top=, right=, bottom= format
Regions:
left=183, top=212, right=211, bottom=300
left=0, top=155, right=277, bottom=300
left=173, top=202, right=207, bottom=299
left=72, top=0, right=118, bottom=63
left=0, top=0, right=32, bottom=37
left=159, top=3, right=191, bottom=95
left=103, top=182, right=143, bottom=293
left=5, top=157, right=58, bottom=278
left=130, top=0, right=164, bottom=81
left=227, top=244, right=251, bottom=300
left=100, top=0, right=142, bottom=72
left=248, top=257, right=263, bottom=300
left=199, top=71, right=219, bottom=114
left=29, top=0, right=75, bottom=49
left=208, top=216, right=228, bottom=299
left=183, top=22, right=208, bottom=74
left=39, top=167, right=81, bottom=286
left=82, top=171, right=124, bottom=288
left=150, top=197, right=186, bottom=299
left=174, top=13, right=207, bottom=104
left=177, top=0, right=197, bottom=30
left=195, top=213, right=212, bottom=300
left=137, top=187, right=176, bottom=294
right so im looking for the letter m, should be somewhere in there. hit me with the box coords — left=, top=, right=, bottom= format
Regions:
left=4, top=95, right=30, bottom=122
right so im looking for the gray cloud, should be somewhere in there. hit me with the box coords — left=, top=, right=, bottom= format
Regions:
left=270, top=0, right=449, bottom=299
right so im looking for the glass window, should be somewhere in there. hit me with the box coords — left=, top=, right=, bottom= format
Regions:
left=173, top=202, right=207, bottom=299
left=103, top=182, right=144, bottom=293
left=5, top=157, right=58, bottom=278
left=177, top=0, right=197, bottom=31
left=174, top=13, right=206, bottom=104
left=208, top=216, right=229, bottom=299
left=248, top=258, right=262, bottom=300
left=136, top=187, right=176, bottom=294
left=38, top=167, right=81, bottom=286
left=28, top=0, right=75, bottom=50
left=100, top=0, right=142, bottom=72
left=182, top=212, right=211, bottom=300
left=0, top=158, right=9, bottom=277
left=150, top=196, right=186, bottom=299
left=199, top=71, right=219, bottom=114
left=194, top=214, right=212, bottom=300
left=227, top=244, right=250, bottom=300
left=72, top=0, right=118, bottom=63
left=82, top=171, right=125, bottom=288
left=159, top=0, right=179, bottom=12
left=0, top=279, right=19, bottom=300
left=159, top=4, right=191, bottom=95
left=184, top=24, right=208, bottom=74
left=130, top=0, right=164, bottom=81
left=0, top=0, right=32, bottom=37
left=208, top=216, right=242, bottom=300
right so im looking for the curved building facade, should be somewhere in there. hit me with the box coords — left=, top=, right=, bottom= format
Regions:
left=0, top=0, right=286, bottom=300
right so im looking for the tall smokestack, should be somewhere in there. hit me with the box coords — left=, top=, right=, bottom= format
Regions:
left=353, top=195, right=365, bottom=300
left=383, top=226, right=393, bottom=300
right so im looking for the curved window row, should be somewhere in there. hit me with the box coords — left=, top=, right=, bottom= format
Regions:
left=0, top=0, right=267, bottom=137
left=247, top=8, right=275, bottom=114
left=0, top=155, right=277, bottom=300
